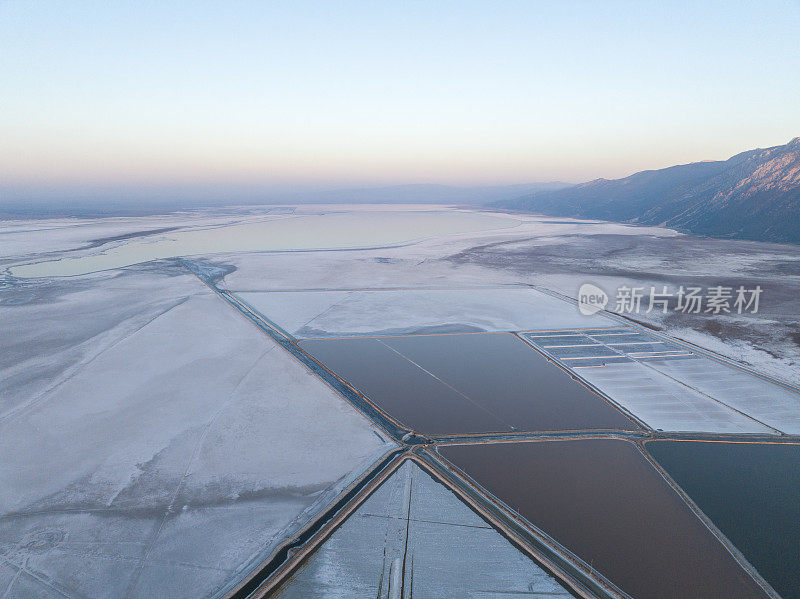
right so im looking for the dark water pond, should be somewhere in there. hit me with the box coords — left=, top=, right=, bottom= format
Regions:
left=300, top=333, right=638, bottom=436
left=440, top=438, right=768, bottom=599
left=646, top=440, right=800, bottom=599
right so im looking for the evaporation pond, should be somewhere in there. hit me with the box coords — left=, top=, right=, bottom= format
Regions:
left=299, top=333, right=639, bottom=436
left=272, top=460, right=572, bottom=598
left=646, top=440, right=800, bottom=599
left=439, top=439, right=768, bottom=599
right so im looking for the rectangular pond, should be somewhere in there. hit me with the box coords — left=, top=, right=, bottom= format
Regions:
left=237, top=287, right=618, bottom=339
left=522, top=328, right=783, bottom=434
left=646, top=440, right=800, bottom=599
left=439, top=438, right=769, bottom=599
left=272, top=460, right=572, bottom=598
left=299, top=333, right=639, bottom=436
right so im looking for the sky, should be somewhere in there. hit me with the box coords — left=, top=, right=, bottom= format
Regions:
left=1, top=0, right=800, bottom=201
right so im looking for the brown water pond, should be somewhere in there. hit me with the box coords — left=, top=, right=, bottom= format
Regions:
left=300, top=333, right=638, bottom=436
left=439, top=438, right=768, bottom=599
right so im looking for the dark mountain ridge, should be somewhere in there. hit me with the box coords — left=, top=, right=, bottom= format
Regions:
left=500, top=137, right=800, bottom=244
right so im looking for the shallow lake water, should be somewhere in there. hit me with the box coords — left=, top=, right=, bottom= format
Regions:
left=9, top=210, right=518, bottom=277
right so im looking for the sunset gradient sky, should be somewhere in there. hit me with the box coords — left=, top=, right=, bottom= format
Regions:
left=2, top=0, right=799, bottom=199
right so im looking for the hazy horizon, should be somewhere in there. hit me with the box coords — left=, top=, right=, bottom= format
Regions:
left=2, top=1, right=800, bottom=204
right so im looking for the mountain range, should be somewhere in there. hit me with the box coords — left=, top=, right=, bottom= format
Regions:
left=499, top=137, right=800, bottom=244
left=0, top=182, right=572, bottom=218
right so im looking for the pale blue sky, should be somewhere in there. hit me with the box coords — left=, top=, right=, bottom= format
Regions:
left=1, top=0, right=799, bottom=193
